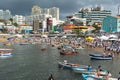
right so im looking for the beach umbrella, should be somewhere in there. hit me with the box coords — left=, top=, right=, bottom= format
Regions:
left=41, top=35, right=48, bottom=38
left=108, top=35, right=118, bottom=39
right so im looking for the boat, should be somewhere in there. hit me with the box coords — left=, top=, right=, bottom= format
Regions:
left=0, top=48, right=13, bottom=50
left=72, top=67, right=96, bottom=74
left=82, top=73, right=117, bottom=80
left=82, top=73, right=104, bottom=80
left=58, top=61, right=79, bottom=69
left=0, top=48, right=12, bottom=58
left=89, top=53, right=103, bottom=57
left=72, top=67, right=108, bottom=76
left=0, top=52, right=12, bottom=57
left=89, top=56, right=113, bottom=60
left=89, top=52, right=113, bottom=58
left=60, top=47, right=78, bottom=55
left=60, top=50, right=78, bottom=55
left=75, top=47, right=84, bottom=50
left=19, top=43, right=30, bottom=45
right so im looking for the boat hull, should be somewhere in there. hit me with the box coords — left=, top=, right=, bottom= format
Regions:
left=72, top=67, right=96, bottom=74
left=58, top=61, right=78, bottom=69
left=90, top=56, right=112, bottom=60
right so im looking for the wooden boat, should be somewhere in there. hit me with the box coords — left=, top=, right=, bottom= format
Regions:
left=0, top=48, right=12, bottom=58
left=0, top=52, right=12, bottom=57
left=41, top=48, right=46, bottom=51
left=60, top=50, right=78, bottom=55
left=89, top=53, right=113, bottom=58
left=72, top=67, right=96, bottom=74
left=82, top=73, right=104, bottom=80
left=89, top=53, right=103, bottom=57
left=60, top=48, right=78, bottom=55
left=58, top=61, right=79, bottom=69
left=89, top=56, right=113, bottom=60
left=19, top=43, right=30, bottom=45
left=0, top=48, right=13, bottom=51
left=75, top=47, right=84, bottom=50
left=82, top=73, right=117, bottom=80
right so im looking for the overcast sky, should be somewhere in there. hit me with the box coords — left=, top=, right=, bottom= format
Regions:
left=0, top=0, right=120, bottom=20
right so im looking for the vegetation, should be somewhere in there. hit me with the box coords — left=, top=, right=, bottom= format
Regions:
left=74, top=29, right=82, bottom=37
left=92, top=23, right=101, bottom=32
left=13, top=22, right=18, bottom=27
left=9, top=18, right=13, bottom=24
left=1, top=26, right=8, bottom=33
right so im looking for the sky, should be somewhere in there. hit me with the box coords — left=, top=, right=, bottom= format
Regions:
left=0, top=0, right=120, bottom=20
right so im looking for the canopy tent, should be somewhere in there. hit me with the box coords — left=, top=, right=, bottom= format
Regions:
left=81, top=29, right=87, bottom=33
left=61, top=35, right=67, bottom=38
left=98, top=36, right=109, bottom=40
left=69, top=26, right=88, bottom=29
left=85, top=36, right=95, bottom=42
left=41, top=35, right=48, bottom=38
left=108, top=35, right=118, bottom=39
left=52, top=26, right=57, bottom=32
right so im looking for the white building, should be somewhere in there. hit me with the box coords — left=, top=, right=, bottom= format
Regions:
left=13, top=15, right=25, bottom=25
left=49, top=7, right=59, bottom=20
left=31, top=6, right=59, bottom=20
left=31, top=5, right=42, bottom=15
left=25, top=14, right=52, bottom=25
left=0, top=9, right=12, bottom=20
left=74, top=6, right=111, bottom=25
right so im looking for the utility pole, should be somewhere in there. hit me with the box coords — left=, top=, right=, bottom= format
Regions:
left=118, top=5, right=120, bottom=16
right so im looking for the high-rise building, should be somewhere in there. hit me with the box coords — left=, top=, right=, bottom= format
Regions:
left=4, top=10, right=12, bottom=20
left=26, top=6, right=59, bottom=31
left=49, top=7, right=59, bottom=20
left=31, top=6, right=59, bottom=20
left=0, top=9, right=12, bottom=20
left=41, top=8, right=49, bottom=14
left=0, top=10, right=4, bottom=19
left=102, top=15, right=120, bottom=32
left=73, top=6, right=111, bottom=25
left=13, top=15, right=25, bottom=25
left=32, top=5, right=42, bottom=15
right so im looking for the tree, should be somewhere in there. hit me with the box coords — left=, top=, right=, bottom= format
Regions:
left=13, top=22, right=18, bottom=27
left=4, top=21, right=7, bottom=26
left=74, top=28, right=82, bottom=37
left=9, top=18, right=13, bottom=24
left=92, top=23, right=101, bottom=31
left=2, top=26, right=8, bottom=33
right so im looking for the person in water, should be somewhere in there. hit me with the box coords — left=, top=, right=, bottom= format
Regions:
left=87, top=65, right=92, bottom=71
left=98, top=65, right=103, bottom=71
left=118, top=72, right=120, bottom=80
left=48, top=74, right=54, bottom=80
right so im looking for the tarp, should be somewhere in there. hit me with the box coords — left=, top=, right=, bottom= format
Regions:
left=52, top=26, right=56, bottom=32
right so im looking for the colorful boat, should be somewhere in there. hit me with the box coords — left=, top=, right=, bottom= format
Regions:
left=0, top=48, right=12, bottom=58
left=82, top=73, right=117, bottom=80
left=82, top=73, right=104, bottom=80
left=0, top=52, right=12, bottom=57
left=89, top=53, right=103, bottom=57
left=58, top=61, right=79, bottom=69
left=89, top=56, right=113, bottom=60
left=72, top=67, right=96, bottom=74
left=0, top=48, right=13, bottom=50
